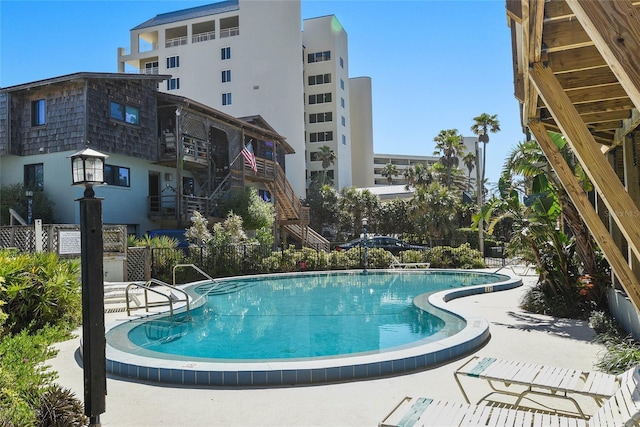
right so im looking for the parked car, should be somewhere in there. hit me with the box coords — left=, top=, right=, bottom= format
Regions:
left=334, top=236, right=427, bottom=254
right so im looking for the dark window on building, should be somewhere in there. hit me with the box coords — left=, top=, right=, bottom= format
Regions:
left=31, top=99, right=45, bottom=126
left=222, top=69, right=231, bottom=83
left=167, top=78, right=180, bottom=91
left=307, top=51, right=331, bottom=63
left=222, top=92, right=232, bottom=105
left=221, top=47, right=231, bottom=60
left=24, top=163, right=44, bottom=189
left=104, top=164, right=130, bottom=187
left=110, top=101, right=139, bottom=125
left=166, top=56, right=180, bottom=68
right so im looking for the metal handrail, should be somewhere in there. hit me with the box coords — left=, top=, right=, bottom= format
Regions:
left=125, top=279, right=190, bottom=320
left=173, top=263, right=216, bottom=288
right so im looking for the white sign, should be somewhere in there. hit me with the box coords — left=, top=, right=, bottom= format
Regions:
left=58, top=230, right=81, bottom=255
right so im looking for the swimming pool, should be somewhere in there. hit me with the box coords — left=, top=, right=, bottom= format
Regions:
left=105, top=270, right=521, bottom=386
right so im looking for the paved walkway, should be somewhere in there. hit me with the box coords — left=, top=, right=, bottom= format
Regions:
left=48, top=273, right=606, bottom=426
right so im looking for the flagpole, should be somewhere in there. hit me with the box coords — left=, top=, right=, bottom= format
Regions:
left=230, top=139, right=253, bottom=165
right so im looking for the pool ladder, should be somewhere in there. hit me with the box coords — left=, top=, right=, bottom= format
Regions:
left=125, top=278, right=191, bottom=321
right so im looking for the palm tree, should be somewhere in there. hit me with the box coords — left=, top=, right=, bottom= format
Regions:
left=403, top=162, right=434, bottom=190
left=433, top=129, right=466, bottom=189
left=470, top=113, right=500, bottom=200
left=317, top=145, right=337, bottom=186
left=462, top=152, right=476, bottom=191
left=381, top=163, right=399, bottom=185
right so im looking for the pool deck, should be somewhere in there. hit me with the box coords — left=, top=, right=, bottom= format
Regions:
left=49, top=271, right=606, bottom=426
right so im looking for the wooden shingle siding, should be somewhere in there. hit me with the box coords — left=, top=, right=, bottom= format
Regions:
left=85, top=78, right=158, bottom=160
left=0, top=93, right=8, bottom=155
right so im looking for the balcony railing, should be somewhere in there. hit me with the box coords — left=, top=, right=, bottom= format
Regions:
left=166, top=36, right=188, bottom=48
left=220, top=27, right=239, bottom=38
left=140, top=67, right=159, bottom=75
left=193, top=31, right=215, bottom=43
left=139, top=42, right=158, bottom=53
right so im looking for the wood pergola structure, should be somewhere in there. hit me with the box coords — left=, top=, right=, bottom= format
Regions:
left=506, top=0, right=640, bottom=312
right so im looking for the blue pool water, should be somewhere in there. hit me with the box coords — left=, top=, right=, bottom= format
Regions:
left=124, top=271, right=505, bottom=361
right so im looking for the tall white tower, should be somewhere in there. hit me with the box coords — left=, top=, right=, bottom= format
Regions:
left=302, top=15, right=352, bottom=191
left=117, top=0, right=306, bottom=195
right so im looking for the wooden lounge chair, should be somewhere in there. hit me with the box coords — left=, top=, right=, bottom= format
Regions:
left=453, top=356, right=636, bottom=418
left=379, top=366, right=640, bottom=426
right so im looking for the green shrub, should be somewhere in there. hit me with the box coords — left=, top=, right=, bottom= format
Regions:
left=0, top=325, right=73, bottom=426
left=0, top=251, right=81, bottom=334
left=425, top=244, right=485, bottom=269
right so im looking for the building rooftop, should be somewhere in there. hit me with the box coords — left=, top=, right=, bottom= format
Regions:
left=132, top=0, right=239, bottom=30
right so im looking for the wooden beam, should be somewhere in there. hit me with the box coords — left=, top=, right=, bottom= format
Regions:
left=529, top=62, right=640, bottom=262
left=566, top=0, right=640, bottom=110
left=529, top=121, right=640, bottom=313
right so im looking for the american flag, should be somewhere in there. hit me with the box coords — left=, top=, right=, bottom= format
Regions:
left=241, top=142, right=257, bottom=172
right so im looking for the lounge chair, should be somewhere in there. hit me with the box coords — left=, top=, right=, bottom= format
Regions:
left=379, top=366, right=640, bottom=426
left=389, top=254, right=430, bottom=269
left=453, top=356, right=636, bottom=418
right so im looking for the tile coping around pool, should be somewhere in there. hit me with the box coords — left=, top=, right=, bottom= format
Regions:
left=103, top=269, right=522, bottom=387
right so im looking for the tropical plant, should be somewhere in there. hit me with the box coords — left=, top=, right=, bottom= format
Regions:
left=462, top=152, right=476, bottom=191
left=0, top=251, right=81, bottom=334
left=433, top=129, right=466, bottom=189
left=403, top=162, right=434, bottom=190
left=409, top=182, right=460, bottom=246
left=381, top=163, right=399, bottom=185
left=316, top=145, right=337, bottom=186
left=470, top=113, right=500, bottom=202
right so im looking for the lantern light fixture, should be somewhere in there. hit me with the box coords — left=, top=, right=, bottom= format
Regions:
left=68, top=148, right=108, bottom=193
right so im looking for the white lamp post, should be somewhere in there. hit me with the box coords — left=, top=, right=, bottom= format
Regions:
left=68, top=147, right=108, bottom=426
left=25, top=190, right=33, bottom=225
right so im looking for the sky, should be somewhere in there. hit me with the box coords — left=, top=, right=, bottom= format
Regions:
left=0, top=0, right=524, bottom=186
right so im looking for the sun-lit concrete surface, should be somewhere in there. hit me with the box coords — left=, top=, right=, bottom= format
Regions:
left=48, top=272, right=605, bottom=426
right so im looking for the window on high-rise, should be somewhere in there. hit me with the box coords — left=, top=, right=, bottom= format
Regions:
left=167, top=78, right=180, bottom=91
left=309, top=131, right=333, bottom=143
left=166, top=56, right=180, bottom=68
left=222, top=69, right=231, bottom=83
left=307, top=51, right=331, bottom=63
left=341, top=116, right=346, bottom=126
left=340, top=79, right=345, bottom=90
left=31, top=99, right=45, bottom=126
left=342, top=135, right=347, bottom=145
left=308, top=93, right=332, bottom=105
left=308, top=73, right=331, bottom=86
left=341, top=97, right=345, bottom=108
left=309, top=112, right=332, bottom=123
left=222, top=92, right=232, bottom=105
left=221, top=47, right=231, bottom=60
left=340, top=57, right=344, bottom=68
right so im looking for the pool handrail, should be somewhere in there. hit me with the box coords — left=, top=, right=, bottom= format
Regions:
left=125, top=279, right=190, bottom=320
left=173, top=263, right=217, bottom=288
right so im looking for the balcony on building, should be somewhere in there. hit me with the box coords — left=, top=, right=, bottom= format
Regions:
left=192, top=20, right=216, bottom=43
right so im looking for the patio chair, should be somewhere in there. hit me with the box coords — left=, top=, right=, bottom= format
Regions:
left=454, top=356, right=636, bottom=419
left=389, top=254, right=430, bottom=269
left=379, top=366, right=640, bottom=426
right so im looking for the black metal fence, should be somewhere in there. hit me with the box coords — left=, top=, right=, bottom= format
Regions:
left=151, top=243, right=508, bottom=284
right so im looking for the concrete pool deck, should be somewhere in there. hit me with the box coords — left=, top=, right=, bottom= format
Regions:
left=49, top=272, right=606, bottom=426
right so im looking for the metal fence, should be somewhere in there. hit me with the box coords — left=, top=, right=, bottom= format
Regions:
left=150, top=243, right=505, bottom=284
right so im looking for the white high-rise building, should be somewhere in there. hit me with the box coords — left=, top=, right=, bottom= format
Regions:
left=302, top=15, right=352, bottom=190
left=117, top=0, right=307, bottom=195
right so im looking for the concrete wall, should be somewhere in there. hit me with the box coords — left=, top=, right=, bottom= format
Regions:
left=608, top=287, right=640, bottom=341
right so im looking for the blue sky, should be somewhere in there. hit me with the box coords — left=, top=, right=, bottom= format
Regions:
left=0, top=0, right=524, bottom=185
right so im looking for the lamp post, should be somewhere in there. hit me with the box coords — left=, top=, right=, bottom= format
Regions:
left=25, top=190, right=33, bottom=225
left=68, top=147, right=108, bottom=426
left=362, top=217, right=369, bottom=273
